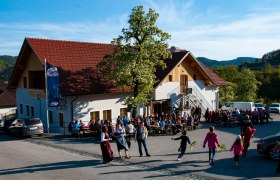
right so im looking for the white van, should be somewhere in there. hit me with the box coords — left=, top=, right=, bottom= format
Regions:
left=221, top=102, right=256, bottom=111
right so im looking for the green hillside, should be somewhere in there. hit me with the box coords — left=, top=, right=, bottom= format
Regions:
left=0, top=55, right=17, bottom=82
left=197, top=57, right=257, bottom=67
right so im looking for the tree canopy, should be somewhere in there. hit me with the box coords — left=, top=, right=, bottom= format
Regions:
left=98, top=6, right=171, bottom=108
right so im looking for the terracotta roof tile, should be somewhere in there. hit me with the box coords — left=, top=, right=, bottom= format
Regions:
left=26, top=38, right=127, bottom=96
left=199, top=63, right=226, bottom=86
left=21, top=38, right=224, bottom=96
left=0, top=81, right=7, bottom=91
left=0, top=89, right=16, bottom=107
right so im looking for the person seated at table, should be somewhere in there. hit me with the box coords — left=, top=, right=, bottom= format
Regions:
left=79, top=120, right=85, bottom=127
left=187, top=114, right=193, bottom=126
left=89, top=120, right=96, bottom=130
left=146, top=116, right=152, bottom=126
left=153, top=118, right=160, bottom=127
left=72, top=120, right=80, bottom=133
left=68, top=120, right=75, bottom=133
left=159, top=118, right=166, bottom=130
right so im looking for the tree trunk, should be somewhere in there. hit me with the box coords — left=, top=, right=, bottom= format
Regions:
left=132, top=80, right=139, bottom=118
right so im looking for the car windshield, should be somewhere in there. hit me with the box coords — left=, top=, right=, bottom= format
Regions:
left=270, top=104, right=279, bottom=107
left=255, top=104, right=263, bottom=107
left=24, top=119, right=41, bottom=125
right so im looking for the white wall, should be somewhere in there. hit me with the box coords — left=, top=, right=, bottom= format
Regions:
left=16, top=88, right=129, bottom=133
left=73, top=93, right=129, bottom=125
left=154, top=81, right=180, bottom=100
left=188, top=80, right=219, bottom=111
left=16, top=88, right=70, bottom=133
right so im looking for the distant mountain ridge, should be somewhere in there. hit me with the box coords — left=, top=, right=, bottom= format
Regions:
left=0, top=55, right=17, bottom=65
left=197, top=57, right=257, bottom=67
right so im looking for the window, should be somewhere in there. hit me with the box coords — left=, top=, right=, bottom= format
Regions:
left=23, top=77, right=27, bottom=88
left=103, top=110, right=112, bottom=121
left=20, top=104, right=23, bottom=114
left=169, top=75, right=173, bottom=82
left=31, top=106, right=34, bottom=117
left=49, top=111, right=53, bottom=124
left=193, top=74, right=197, bottom=80
left=26, top=105, right=30, bottom=116
left=90, top=111, right=100, bottom=121
left=120, top=108, right=128, bottom=118
left=59, top=113, right=64, bottom=128
left=28, top=71, right=45, bottom=89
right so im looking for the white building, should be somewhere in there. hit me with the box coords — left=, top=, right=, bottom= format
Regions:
left=8, top=38, right=225, bottom=133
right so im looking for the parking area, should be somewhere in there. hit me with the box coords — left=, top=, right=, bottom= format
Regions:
left=0, top=113, right=276, bottom=179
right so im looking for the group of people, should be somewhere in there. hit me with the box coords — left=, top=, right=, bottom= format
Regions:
left=204, top=108, right=271, bottom=124
left=100, top=120, right=151, bottom=164
left=68, top=109, right=260, bottom=167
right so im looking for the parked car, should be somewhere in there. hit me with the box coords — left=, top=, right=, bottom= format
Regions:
left=8, top=118, right=43, bottom=138
left=257, top=132, right=280, bottom=160
left=221, top=102, right=256, bottom=111
left=0, top=118, right=16, bottom=134
left=255, top=103, right=265, bottom=110
left=268, top=103, right=280, bottom=113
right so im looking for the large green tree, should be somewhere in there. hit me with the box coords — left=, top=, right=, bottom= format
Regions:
left=98, top=6, right=171, bottom=108
left=219, top=82, right=236, bottom=104
left=235, top=68, right=259, bottom=101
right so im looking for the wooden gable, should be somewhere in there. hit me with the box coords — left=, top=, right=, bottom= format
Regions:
left=162, top=53, right=213, bottom=85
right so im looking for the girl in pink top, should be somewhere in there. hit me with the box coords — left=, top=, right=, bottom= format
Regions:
left=230, top=135, right=244, bottom=166
left=203, top=126, right=220, bottom=165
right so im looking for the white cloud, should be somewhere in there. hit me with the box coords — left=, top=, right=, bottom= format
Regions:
left=166, top=11, right=280, bottom=60
left=1, top=1, right=280, bottom=60
left=0, top=15, right=128, bottom=55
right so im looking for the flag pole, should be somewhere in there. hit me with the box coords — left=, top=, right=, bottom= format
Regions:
left=44, top=58, right=49, bottom=133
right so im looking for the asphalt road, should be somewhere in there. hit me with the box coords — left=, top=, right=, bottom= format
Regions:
left=1, top=113, right=280, bottom=180
left=0, top=136, right=184, bottom=180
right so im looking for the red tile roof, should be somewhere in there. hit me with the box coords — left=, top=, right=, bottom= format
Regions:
left=0, top=89, right=16, bottom=107
left=199, top=63, right=226, bottom=86
left=11, top=38, right=225, bottom=96
left=26, top=38, right=128, bottom=96
left=0, top=81, right=7, bottom=91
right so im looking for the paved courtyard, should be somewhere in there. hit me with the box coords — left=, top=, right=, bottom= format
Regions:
left=1, top=114, right=280, bottom=179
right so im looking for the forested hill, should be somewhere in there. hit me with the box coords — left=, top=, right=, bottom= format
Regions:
left=197, top=57, right=257, bottom=67
left=0, top=55, right=17, bottom=65
left=0, top=55, right=17, bottom=82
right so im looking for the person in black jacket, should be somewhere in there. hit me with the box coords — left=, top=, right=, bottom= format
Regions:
left=171, top=130, right=192, bottom=161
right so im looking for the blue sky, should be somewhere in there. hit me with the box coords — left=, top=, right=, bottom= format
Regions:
left=1, top=0, right=280, bottom=60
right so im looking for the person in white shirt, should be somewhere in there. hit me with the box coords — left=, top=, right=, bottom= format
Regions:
left=125, top=121, right=136, bottom=149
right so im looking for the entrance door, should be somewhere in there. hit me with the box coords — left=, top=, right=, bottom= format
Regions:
left=180, top=75, right=188, bottom=94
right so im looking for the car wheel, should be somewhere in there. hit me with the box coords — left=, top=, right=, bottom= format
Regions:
left=269, top=146, right=280, bottom=160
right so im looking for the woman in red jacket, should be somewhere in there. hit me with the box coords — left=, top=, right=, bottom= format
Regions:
left=241, top=126, right=256, bottom=157
left=203, top=126, right=220, bottom=166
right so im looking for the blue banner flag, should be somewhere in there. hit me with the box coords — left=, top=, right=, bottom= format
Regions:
left=46, top=62, right=60, bottom=107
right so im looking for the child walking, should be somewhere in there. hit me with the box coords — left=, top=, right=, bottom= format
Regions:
left=203, top=126, right=220, bottom=166
left=230, top=135, right=244, bottom=166
left=171, top=130, right=192, bottom=161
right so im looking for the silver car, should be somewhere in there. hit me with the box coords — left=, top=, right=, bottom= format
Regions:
left=8, top=118, right=44, bottom=138
left=268, top=103, right=280, bottom=113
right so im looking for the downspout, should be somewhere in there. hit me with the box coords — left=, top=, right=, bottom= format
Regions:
left=71, top=95, right=78, bottom=121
